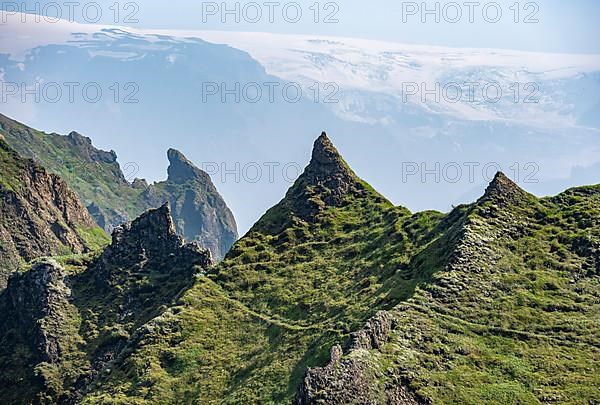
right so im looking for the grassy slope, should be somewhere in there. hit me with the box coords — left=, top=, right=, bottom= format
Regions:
left=315, top=180, right=600, bottom=403
left=86, top=160, right=599, bottom=404
left=82, top=137, right=458, bottom=403
left=2, top=131, right=597, bottom=403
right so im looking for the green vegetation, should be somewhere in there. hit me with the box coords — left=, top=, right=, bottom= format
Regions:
left=0, top=207, right=212, bottom=403
left=0, top=134, right=598, bottom=404
left=0, top=114, right=238, bottom=259
left=0, top=135, right=28, bottom=191
left=301, top=176, right=600, bottom=404
left=76, top=226, right=112, bottom=251
left=0, top=113, right=148, bottom=226
left=0, top=137, right=109, bottom=287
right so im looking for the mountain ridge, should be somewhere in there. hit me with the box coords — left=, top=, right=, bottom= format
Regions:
left=0, top=113, right=238, bottom=260
left=0, top=137, right=108, bottom=288
left=0, top=131, right=598, bottom=403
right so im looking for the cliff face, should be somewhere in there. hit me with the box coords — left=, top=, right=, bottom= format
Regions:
left=0, top=203, right=212, bottom=403
left=137, top=149, right=238, bottom=260
left=0, top=137, right=108, bottom=288
left=0, top=113, right=238, bottom=259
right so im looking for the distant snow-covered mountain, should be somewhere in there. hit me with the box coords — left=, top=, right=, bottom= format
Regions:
left=193, top=31, right=600, bottom=129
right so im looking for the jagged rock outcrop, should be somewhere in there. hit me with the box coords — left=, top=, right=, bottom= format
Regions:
left=1, top=129, right=598, bottom=404
left=288, top=132, right=366, bottom=217
left=96, top=202, right=212, bottom=286
left=0, top=113, right=239, bottom=260
left=0, top=203, right=213, bottom=403
left=136, top=149, right=238, bottom=260
left=5, top=260, right=71, bottom=364
left=0, top=138, right=107, bottom=288
left=0, top=259, right=87, bottom=402
left=302, top=132, right=360, bottom=204
left=346, top=311, right=396, bottom=351
left=296, top=311, right=422, bottom=405
left=65, top=131, right=121, bottom=168
left=252, top=132, right=376, bottom=234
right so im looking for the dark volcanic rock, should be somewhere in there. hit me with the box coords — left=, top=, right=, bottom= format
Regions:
left=66, top=131, right=120, bottom=166
left=298, top=132, right=364, bottom=210
left=167, top=148, right=212, bottom=184
left=346, top=311, right=396, bottom=351
left=131, top=178, right=149, bottom=189
left=295, top=312, right=422, bottom=405
left=0, top=259, right=85, bottom=401
left=5, top=260, right=71, bottom=364
left=252, top=132, right=370, bottom=234
left=479, top=171, right=529, bottom=206
left=0, top=113, right=238, bottom=259
left=96, top=202, right=212, bottom=286
left=0, top=203, right=214, bottom=403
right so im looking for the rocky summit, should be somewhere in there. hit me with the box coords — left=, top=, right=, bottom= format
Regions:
left=0, top=130, right=598, bottom=404
left=137, top=148, right=238, bottom=260
left=0, top=203, right=212, bottom=403
left=0, top=113, right=238, bottom=260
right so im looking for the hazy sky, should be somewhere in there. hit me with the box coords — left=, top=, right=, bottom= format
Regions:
left=3, top=0, right=600, bottom=53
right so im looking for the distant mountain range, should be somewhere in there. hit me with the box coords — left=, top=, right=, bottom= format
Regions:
left=0, top=13, right=598, bottom=403
left=1, top=11, right=599, bottom=232
left=0, top=131, right=598, bottom=403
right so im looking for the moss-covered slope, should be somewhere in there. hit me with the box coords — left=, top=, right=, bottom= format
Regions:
left=297, top=173, right=600, bottom=404
left=0, top=204, right=212, bottom=403
left=0, top=132, right=598, bottom=404
left=79, top=133, right=460, bottom=403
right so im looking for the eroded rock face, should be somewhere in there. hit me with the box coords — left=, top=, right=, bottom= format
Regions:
left=5, top=260, right=70, bottom=364
left=0, top=114, right=238, bottom=259
left=293, top=132, right=365, bottom=216
left=0, top=139, right=104, bottom=288
left=96, top=203, right=212, bottom=286
left=0, top=204, right=214, bottom=403
left=66, top=131, right=120, bottom=167
left=479, top=172, right=529, bottom=207
left=347, top=311, right=396, bottom=351
left=296, top=311, right=422, bottom=405
left=0, top=259, right=85, bottom=400
left=253, top=132, right=371, bottom=235
left=136, top=149, right=238, bottom=260
left=305, top=132, right=358, bottom=202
